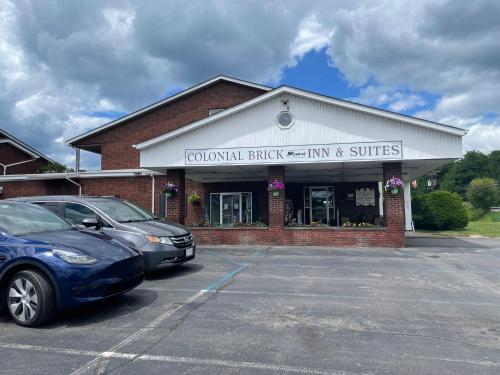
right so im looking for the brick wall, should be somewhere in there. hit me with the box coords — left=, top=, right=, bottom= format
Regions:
left=0, top=176, right=169, bottom=215
left=0, top=143, right=48, bottom=174
left=73, top=81, right=266, bottom=170
left=191, top=227, right=402, bottom=247
left=185, top=179, right=205, bottom=225
left=165, top=169, right=185, bottom=224
left=382, top=162, right=405, bottom=247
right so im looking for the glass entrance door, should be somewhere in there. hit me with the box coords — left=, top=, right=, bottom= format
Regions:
left=311, top=188, right=328, bottom=224
left=306, top=186, right=335, bottom=225
left=210, top=192, right=253, bottom=226
left=221, top=194, right=240, bottom=225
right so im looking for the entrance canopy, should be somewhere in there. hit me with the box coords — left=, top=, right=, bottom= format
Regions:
left=178, top=159, right=453, bottom=183
left=136, top=85, right=466, bottom=179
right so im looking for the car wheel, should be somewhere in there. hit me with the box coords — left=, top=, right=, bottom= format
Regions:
left=7, top=270, right=56, bottom=327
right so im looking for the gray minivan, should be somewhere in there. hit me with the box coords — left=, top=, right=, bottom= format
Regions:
left=9, top=196, right=195, bottom=272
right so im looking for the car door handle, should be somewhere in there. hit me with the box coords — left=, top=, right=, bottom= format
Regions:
left=0, top=255, right=6, bottom=262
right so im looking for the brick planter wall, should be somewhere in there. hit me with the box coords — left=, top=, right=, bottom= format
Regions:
left=191, top=227, right=402, bottom=247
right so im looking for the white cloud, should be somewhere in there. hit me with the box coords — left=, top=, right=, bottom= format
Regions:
left=0, top=0, right=499, bottom=170
left=290, top=14, right=334, bottom=59
left=463, top=123, right=500, bottom=153
left=352, top=85, right=427, bottom=113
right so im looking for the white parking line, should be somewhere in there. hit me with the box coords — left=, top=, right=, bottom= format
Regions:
left=71, top=256, right=249, bottom=375
left=70, top=290, right=206, bottom=375
left=0, top=342, right=372, bottom=375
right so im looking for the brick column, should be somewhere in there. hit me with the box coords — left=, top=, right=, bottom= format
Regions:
left=268, top=166, right=285, bottom=228
left=383, top=162, right=405, bottom=246
left=185, top=179, right=205, bottom=226
left=166, top=169, right=186, bottom=224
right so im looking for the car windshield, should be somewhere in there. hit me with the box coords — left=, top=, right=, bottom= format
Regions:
left=0, top=202, right=73, bottom=235
left=91, top=199, right=157, bottom=223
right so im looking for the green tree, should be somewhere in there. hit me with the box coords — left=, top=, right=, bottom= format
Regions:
left=467, top=178, right=499, bottom=210
left=37, top=162, right=73, bottom=174
left=412, top=191, right=468, bottom=230
left=487, top=150, right=500, bottom=183
left=439, top=151, right=489, bottom=196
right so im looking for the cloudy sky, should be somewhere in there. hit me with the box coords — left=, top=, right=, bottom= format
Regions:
left=1, top=0, right=499, bottom=170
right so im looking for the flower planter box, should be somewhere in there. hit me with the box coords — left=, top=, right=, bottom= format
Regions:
left=390, top=188, right=400, bottom=195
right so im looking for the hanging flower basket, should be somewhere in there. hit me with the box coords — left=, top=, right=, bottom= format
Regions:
left=188, top=191, right=201, bottom=205
left=268, top=179, right=285, bottom=197
left=384, top=176, right=403, bottom=195
left=162, top=182, right=178, bottom=197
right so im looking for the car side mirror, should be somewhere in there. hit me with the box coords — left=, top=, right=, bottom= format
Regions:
left=81, top=218, right=100, bottom=229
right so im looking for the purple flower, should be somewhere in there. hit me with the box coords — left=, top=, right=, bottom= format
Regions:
left=384, top=176, right=403, bottom=191
left=162, top=182, right=178, bottom=193
left=267, top=179, right=285, bottom=191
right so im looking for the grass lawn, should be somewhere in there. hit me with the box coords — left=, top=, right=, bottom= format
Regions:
left=416, top=212, right=500, bottom=238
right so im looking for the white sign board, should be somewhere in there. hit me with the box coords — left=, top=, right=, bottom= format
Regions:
left=185, top=141, right=402, bottom=166
left=356, top=188, right=375, bottom=206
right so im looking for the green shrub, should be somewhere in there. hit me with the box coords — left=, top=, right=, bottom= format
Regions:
left=411, top=195, right=429, bottom=229
left=412, top=191, right=468, bottom=229
left=466, top=178, right=499, bottom=211
left=468, top=207, right=487, bottom=221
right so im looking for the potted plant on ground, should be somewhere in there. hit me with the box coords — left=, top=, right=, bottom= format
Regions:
left=384, top=176, right=403, bottom=195
left=162, top=182, right=178, bottom=197
left=188, top=191, right=201, bottom=205
left=268, top=179, right=285, bottom=197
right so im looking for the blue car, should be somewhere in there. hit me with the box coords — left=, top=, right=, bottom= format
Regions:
left=0, top=202, right=144, bottom=327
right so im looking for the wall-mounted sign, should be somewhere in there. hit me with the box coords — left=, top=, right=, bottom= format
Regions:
left=185, top=141, right=402, bottom=166
left=355, top=188, right=375, bottom=206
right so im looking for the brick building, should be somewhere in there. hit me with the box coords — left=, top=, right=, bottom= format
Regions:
left=0, top=129, right=53, bottom=176
left=0, top=76, right=467, bottom=247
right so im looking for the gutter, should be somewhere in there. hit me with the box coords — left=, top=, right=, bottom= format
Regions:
left=0, top=157, right=40, bottom=175
left=0, top=169, right=163, bottom=182
left=66, top=177, right=82, bottom=196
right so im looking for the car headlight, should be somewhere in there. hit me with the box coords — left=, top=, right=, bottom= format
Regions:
left=145, top=235, right=173, bottom=245
left=53, top=249, right=98, bottom=265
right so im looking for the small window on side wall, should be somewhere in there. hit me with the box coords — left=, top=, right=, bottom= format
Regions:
left=208, top=108, right=224, bottom=116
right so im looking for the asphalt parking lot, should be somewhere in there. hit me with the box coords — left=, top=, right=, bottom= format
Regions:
left=1, top=237, right=500, bottom=375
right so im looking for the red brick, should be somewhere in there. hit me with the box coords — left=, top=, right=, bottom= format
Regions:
left=0, top=143, right=48, bottom=174
left=72, top=81, right=267, bottom=170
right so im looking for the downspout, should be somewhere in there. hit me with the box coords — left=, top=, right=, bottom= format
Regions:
left=151, top=173, right=155, bottom=214
left=66, top=177, right=82, bottom=196
left=0, top=157, right=39, bottom=175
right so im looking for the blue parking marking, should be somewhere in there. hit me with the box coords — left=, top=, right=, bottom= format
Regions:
left=203, top=263, right=248, bottom=292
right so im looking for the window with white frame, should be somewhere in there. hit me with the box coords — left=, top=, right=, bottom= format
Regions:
left=210, top=192, right=252, bottom=226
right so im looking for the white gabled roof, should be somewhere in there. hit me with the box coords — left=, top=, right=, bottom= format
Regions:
left=0, top=129, right=55, bottom=163
left=136, top=86, right=467, bottom=150
left=66, top=75, right=271, bottom=145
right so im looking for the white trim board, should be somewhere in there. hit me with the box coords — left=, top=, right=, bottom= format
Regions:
left=136, top=86, right=467, bottom=151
